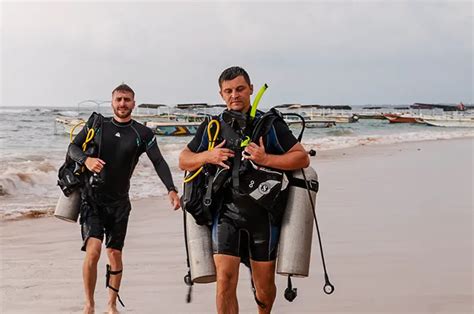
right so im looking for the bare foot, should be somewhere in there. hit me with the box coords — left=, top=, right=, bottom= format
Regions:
left=107, top=304, right=119, bottom=314
left=83, top=303, right=95, bottom=314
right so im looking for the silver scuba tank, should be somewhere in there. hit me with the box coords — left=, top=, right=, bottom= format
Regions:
left=54, top=190, right=81, bottom=223
left=184, top=211, right=216, bottom=283
left=277, top=166, right=318, bottom=277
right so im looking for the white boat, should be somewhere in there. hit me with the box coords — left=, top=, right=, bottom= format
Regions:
left=306, top=113, right=359, bottom=123
left=419, top=116, right=474, bottom=128
left=55, top=117, right=86, bottom=136
left=277, top=104, right=358, bottom=124
left=145, top=121, right=201, bottom=136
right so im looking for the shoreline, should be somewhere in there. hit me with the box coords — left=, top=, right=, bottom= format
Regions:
left=1, top=136, right=472, bottom=222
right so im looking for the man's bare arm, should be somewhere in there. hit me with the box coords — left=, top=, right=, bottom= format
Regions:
left=179, top=140, right=235, bottom=171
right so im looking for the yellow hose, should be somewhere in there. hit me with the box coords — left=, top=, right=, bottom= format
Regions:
left=69, top=120, right=95, bottom=152
left=82, top=129, right=95, bottom=151
left=183, top=119, right=220, bottom=183
left=69, top=121, right=85, bottom=143
left=69, top=120, right=97, bottom=174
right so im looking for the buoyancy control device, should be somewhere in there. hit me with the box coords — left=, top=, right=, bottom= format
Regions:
left=54, top=112, right=103, bottom=222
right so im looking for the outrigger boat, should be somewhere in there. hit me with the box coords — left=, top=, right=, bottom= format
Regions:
left=54, top=100, right=111, bottom=136
left=55, top=116, right=86, bottom=136
left=276, top=104, right=358, bottom=124
left=417, top=115, right=474, bottom=128
left=383, top=113, right=419, bottom=123
left=145, top=121, right=201, bottom=136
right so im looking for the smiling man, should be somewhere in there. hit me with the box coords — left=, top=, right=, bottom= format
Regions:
left=68, top=84, right=180, bottom=314
left=179, top=66, right=309, bottom=314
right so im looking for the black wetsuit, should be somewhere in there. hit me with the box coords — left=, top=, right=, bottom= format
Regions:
left=187, top=112, right=298, bottom=261
left=69, top=116, right=176, bottom=251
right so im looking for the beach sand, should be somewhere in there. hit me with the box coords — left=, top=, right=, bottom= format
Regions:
left=1, top=138, right=472, bottom=313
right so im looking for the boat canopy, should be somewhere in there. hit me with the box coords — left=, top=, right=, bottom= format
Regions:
left=176, top=103, right=209, bottom=109
left=138, top=103, right=168, bottom=109
left=411, top=103, right=465, bottom=111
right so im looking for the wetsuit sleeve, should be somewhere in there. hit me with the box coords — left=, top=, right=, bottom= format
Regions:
left=273, top=120, right=299, bottom=152
left=143, top=129, right=177, bottom=192
left=187, top=120, right=208, bottom=152
left=67, top=125, right=89, bottom=165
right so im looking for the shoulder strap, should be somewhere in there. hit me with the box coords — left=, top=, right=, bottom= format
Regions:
left=251, top=108, right=285, bottom=142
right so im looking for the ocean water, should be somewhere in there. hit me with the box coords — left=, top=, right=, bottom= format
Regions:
left=0, top=106, right=473, bottom=219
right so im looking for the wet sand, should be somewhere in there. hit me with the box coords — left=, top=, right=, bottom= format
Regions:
left=1, top=138, right=472, bottom=313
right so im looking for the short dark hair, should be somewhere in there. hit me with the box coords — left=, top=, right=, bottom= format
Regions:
left=218, top=66, right=251, bottom=88
left=112, top=83, right=135, bottom=98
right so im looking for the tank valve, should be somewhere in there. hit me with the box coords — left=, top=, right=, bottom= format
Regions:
left=284, top=276, right=297, bottom=302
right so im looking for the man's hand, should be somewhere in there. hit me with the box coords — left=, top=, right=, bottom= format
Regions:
left=84, top=157, right=106, bottom=173
left=243, top=137, right=268, bottom=166
left=205, top=140, right=235, bottom=169
left=168, top=190, right=181, bottom=210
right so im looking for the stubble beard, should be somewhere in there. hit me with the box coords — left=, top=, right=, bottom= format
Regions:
left=114, top=107, right=132, bottom=119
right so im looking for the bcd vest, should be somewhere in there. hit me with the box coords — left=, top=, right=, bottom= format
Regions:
left=182, top=108, right=290, bottom=225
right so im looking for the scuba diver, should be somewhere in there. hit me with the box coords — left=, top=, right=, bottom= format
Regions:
left=179, top=67, right=309, bottom=314
left=67, top=84, right=180, bottom=314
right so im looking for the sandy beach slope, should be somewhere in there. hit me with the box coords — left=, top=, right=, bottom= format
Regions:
left=1, top=138, right=473, bottom=313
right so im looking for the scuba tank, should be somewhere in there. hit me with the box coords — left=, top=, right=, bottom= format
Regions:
left=276, top=111, right=335, bottom=300
left=54, top=189, right=81, bottom=222
left=277, top=166, right=318, bottom=277
left=183, top=210, right=216, bottom=283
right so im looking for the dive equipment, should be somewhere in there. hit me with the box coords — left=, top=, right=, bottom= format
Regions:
left=183, top=119, right=219, bottom=184
left=184, top=210, right=216, bottom=283
left=54, top=113, right=102, bottom=223
left=250, top=83, right=268, bottom=120
left=277, top=166, right=318, bottom=277
left=106, top=264, right=125, bottom=307
left=277, top=113, right=334, bottom=300
left=54, top=189, right=81, bottom=222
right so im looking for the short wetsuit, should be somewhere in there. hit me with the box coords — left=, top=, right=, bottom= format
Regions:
left=69, top=116, right=176, bottom=251
left=187, top=111, right=298, bottom=261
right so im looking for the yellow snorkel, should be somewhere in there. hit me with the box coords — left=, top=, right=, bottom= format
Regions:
left=239, top=83, right=268, bottom=149
left=250, top=83, right=268, bottom=120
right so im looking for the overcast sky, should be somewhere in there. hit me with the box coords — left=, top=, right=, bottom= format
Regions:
left=1, top=0, right=472, bottom=107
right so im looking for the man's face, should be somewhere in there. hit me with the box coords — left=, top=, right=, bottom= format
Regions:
left=219, top=75, right=253, bottom=112
left=112, top=90, right=135, bottom=119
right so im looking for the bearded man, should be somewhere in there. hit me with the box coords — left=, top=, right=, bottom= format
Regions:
left=68, top=83, right=180, bottom=314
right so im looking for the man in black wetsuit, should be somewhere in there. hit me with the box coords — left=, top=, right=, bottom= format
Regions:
left=68, top=84, right=180, bottom=314
left=179, top=67, right=309, bottom=314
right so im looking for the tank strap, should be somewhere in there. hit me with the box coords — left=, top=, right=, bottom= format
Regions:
left=106, top=264, right=125, bottom=307
left=202, top=173, right=214, bottom=223
left=247, top=267, right=266, bottom=309
left=250, top=278, right=267, bottom=309
left=288, top=177, right=319, bottom=192
left=232, top=148, right=241, bottom=189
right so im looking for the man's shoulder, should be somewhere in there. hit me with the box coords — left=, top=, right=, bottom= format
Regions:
left=131, top=119, right=154, bottom=138
left=131, top=119, right=147, bottom=128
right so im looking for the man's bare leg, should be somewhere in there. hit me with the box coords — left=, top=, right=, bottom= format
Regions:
left=214, top=254, right=240, bottom=314
left=83, top=238, right=102, bottom=314
left=250, top=260, right=277, bottom=314
left=106, top=248, right=123, bottom=314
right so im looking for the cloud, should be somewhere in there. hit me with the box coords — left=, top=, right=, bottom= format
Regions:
left=1, top=1, right=472, bottom=106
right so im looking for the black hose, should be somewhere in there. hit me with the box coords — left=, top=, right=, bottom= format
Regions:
left=182, top=172, right=194, bottom=302
left=281, top=112, right=306, bottom=142
left=301, top=169, right=334, bottom=294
